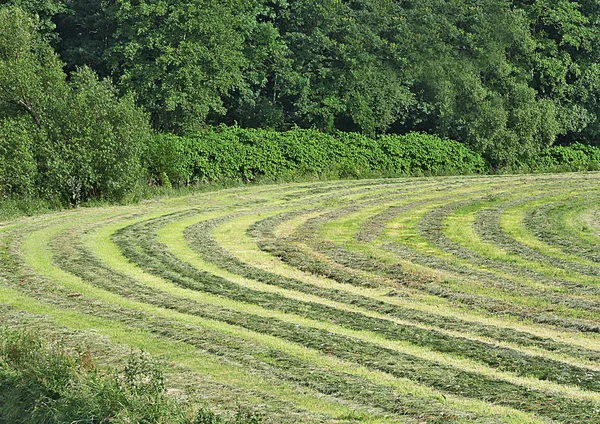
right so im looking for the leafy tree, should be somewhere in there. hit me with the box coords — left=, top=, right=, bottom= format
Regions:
left=0, top=5, right=149, bottom=204
left=53, top=0, right=115, bottom=75
left=0, top=4, right=67, bottom=127
left=103, top=0, right=257, bottom=133
left=38, top=66, right=149, bottom=204
left=219, top=7, right=294, bottom=130
left=0, top=117, right=38, bottom=197
left=513, top=0, right=600, bottom=145
left=242, top=0, right=415, bottom=135
left=399, top=0, right=560, bottom=166
left=0, top=0, right=66, bottom=39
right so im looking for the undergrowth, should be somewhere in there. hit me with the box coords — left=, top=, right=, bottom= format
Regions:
left=0, top=328, right=261, bottom=424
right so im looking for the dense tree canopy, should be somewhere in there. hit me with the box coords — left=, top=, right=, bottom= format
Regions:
left=2, top=0, right=600, bottom=168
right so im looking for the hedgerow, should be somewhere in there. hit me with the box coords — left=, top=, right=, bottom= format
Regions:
left=146, top=127, right=488, bottom=186
left=517, top=143, right=600, bottom=173
left=146, top=127, right=600, bottom=189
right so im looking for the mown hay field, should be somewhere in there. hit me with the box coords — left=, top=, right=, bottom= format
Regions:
left=2, top=173, right=600, bottom=423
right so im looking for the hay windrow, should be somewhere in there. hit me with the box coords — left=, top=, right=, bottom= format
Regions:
left=2, top=174, right=600, bottom=423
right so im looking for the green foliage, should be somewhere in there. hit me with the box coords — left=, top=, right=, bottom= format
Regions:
left=148, top=126, right=600, bottom=186
left=242, top=0, right=415, bottom=135
left=379, top=132, right=487, bottom=175
left=0, top=0, right=66, bottom=38
left=514, top=0, right=600, bottom=145
left=520, top=143, right=600, bottom=173
left=0, top=5, right=67, bottom=127
left=103, top=0, right=257, bottom=133
left=0, top=196, right=59, bottom=220
left=399, top=0, right=563, bottom=167
left=0, top=328, right=262, bottom=424
left=0, top=5, right=150, bottom=206
left=147, top=126, right=487, bottom=187
left=38, top=66, right=150, bottom=205
left=41, top=0, right=600, bottom=163
left=0, top=328, right=186, bottom=423
left=53, top=0, right=114, bottom=75
left=0, top=118, right=38, bottom=197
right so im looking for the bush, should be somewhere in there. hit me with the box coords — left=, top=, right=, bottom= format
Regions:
left=518, top=143, right=600, bottom=173
left=0, top=328, right=261, bottom=424
left=380, top=132, right=488, bottom=175
left=0, top=329, right=188, bottom=423
left=0, top=6, right=151, bottom=206
left=146, top=127, right=488, bottom=186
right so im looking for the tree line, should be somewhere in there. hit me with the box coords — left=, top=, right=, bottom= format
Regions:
left=1, top=0, right=600, bottom=206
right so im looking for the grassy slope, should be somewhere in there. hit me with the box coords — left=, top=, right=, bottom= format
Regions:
left=1, top=173, right=600, bottom=423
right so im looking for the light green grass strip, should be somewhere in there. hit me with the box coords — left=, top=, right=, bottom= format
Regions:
left=567, top=208, right=600, bottom=241
left=21, top=214, right=553, bottom=423
left=535, top=200, right=600, bottom=254
left=0, top=283, right=368, bottom=423
left=571, top=208, right=600, bottom=245
left=159, top=211, right=600, bottom=403
left=239, top=201, right=600, bottom=355
left=501, top=195, right=600, bottom=267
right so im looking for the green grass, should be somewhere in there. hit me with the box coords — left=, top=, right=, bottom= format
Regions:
left=2, top=174, right=600, bottom=423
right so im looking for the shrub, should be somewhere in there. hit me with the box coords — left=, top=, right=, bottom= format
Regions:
left=146, top=134, right=192, bottom=186
left=519, top=143, right=600, bottom=173
left=0, top=6, right=151, bottom=206
left=0, top=328, right=188, bottom=423
left=37, top=67, right=150, bottom=205
left=0, top=328, right=262, bottom=424
left=146, top=127, right=488, bottom=186
left=380, top=132, right=488, bottom=175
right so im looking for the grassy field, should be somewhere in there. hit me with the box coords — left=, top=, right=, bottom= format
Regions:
left=2, top=173, right=600, bottom=423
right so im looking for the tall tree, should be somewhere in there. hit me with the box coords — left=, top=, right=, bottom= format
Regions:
left=102, top=0, right=257, bottom=133
left=0, top=4, right=67, bottom=126
left=0, top=5, right=149, bottom=204
left=18, top=0, right=600, bottom=163
left=399, top=0, right=560, bottom=166
left=245, top=0, right=415, bottom=135
left=514, top=0, right=600, bottom=145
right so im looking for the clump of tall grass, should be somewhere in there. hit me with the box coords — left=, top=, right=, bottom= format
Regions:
left=0, top=328, right=261, bottom=423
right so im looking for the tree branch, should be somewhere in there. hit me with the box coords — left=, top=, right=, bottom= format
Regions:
left=0, top=82, right=43, bottom=128
left=16, top=98, right=42, bottom=127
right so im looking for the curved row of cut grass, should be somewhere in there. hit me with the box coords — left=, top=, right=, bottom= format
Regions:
left=289, top=176, right=600, bottom=331
left=1, top=173, right=600, bottom=423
